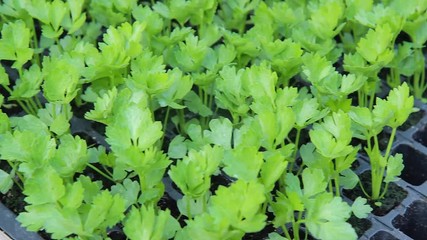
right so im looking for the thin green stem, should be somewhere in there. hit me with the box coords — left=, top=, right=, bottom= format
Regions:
left=160, top=107, right=170, bottom=146
left=371, top=127, right=397, bottom=200
left=51, top=102, right=57, bottom=119
left=421, top=65, right=426, bottom=93
left=102, top=165, right=113, bottom=177
left=357, top=180, right=370, bottom=198
left=292, top=211, right=303, bottom=240
left=208, top=84, right=215, bottom=112
left=30, top=19, right=40, bottom=66
left=177, top=109, right=185, bottom=134
left=304, top=226, right=308, bottom=240
left=18, top=100, right=34, bottom=115
left=379, top=182, right=390, bottom=199
left=7, top=161, right=24, bottom=190
left=334, top=173, right=340, bottom=197
left=63, top=103, right=71, bottom=122
left=368, top=88, right=375, bottom=111
left=34, top=95, right=43, bottom=109
left=371, top=135, right=383, bottom=199
left=358, top=90, right=363, bottom=107
left=12, top=176, right=24, bottom=191
left=27, top=98, right=39, bottom=114
left=366, top=135, right=372, bottom=152
left=371, top=167, right=383, bottom=200
left=384, top=128, right=397, bottom=160
left=186, top=196, right=192, bottom=220
left=293, top=128, right=301, bottom=161
left=3, top=85, right=35, bottom=114
left=296, top=164, right=304, bottom=176
left=87, top=163, right=115, bottom=182
left=282, top=224, right=292, bottom=240
left=414, top=72, right=421, bottom=98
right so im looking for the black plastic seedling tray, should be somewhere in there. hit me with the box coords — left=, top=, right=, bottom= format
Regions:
left=1, top=101, right=427, bottom=240
left=354, top=99, right=427, bottom=240
left=0, top=201, right=43, bottom=240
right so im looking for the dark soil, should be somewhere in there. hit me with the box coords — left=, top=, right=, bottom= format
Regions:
left=392, top=200, right=427, bottom=240
left=393, top=144, right=427, bottom=186
left=0, top=161, right=25, bottom=214
left=348, top=215, right=372, bottom=237
left=107, top=230, right=127, bottom=240
left=343, top=171, right=408, bottom=216
left=0, top=181, right=26, bottom=215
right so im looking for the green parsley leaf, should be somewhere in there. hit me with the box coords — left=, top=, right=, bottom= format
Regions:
left=384, top=153, right=404, bottom=183
left=351, top=197, right=372, bottom=219
left=50, top=134, right=87, bottom=178
left=210, top=180, right=267, bottom=233
left=0, top=20, right=33, bottom=69
left=223, top=146, right=263, bottom=181
left=0, top=169, right=14, bottom=194
left=123, top=205, right=180, bottom=240
left=24, top=167, right=65, bottom=205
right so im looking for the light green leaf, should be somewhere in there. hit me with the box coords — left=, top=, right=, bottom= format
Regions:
left=268, top=232, right=288, bottom=240
left=169, top=145, right=221, bottom=198
left=24, top=167, right=65, bottom=205
left=356, top=24, right=394, bottom=64
left=306, top=194, right=355, bottom=240
left=384, top=153, right=404, bottom=183
left=203, top=118, right=233, bottom=149
left=106, top=104, right=163, bottom=152
left=302, top=168, right=327, bottom=198
left=0, top=65, right=10, bottom=86
left=111, top=179, right=140, bottom=209
left=167, top=135, right=187, bottom=159
left=83, top=190, right=125, bottom=233
left=339, top=169, right=359, bottom=189
left=0, top=169, right=13, bottom=194
left=123, top=205, right=180, bottom=240
left=352, top=197, right=372, bottom=218
left=157, top=68, right=193, bottom=109
left=59, top=181, right=84, bottom=209
left=314, top=221, right=357, bottom=240
left=310, top=111, right=354, bottom=158
left=0, top=20, right=33, bottom=69
left=223, top=146, right=263, bottom=181
left=50, top=134, right=87, bottom=178
left=184, top=91, right=213, bottom=117
left=42, top=55, right=82, bottom=103
left=10, top=64, right=42, bottom=99
left=385, top=82, right=414, bottom=128
left=261, top=150, right=288, bottom=191
left=210, top=180, right=266, bottom=233
left=85, top=87, right=118, bottom=125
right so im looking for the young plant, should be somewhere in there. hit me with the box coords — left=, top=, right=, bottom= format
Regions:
left=304, top=111, right=360, bottom=196
left=271, top=168, right=371, bottom=240
left=176, top=179, right=267, bottom=240
left=402, top=12, right=427, bottom=99
left=350, top=83, right=414, bottom=201
left=168, top=145, right=222, bottom=219
left=344, top=23, right=397, bottom=108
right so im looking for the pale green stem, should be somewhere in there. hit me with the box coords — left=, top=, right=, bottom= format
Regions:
left=87, top=163, right=115, bottom=182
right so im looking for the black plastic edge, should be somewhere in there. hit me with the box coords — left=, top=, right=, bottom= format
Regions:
left=0, top=202, right=44, bottom=240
